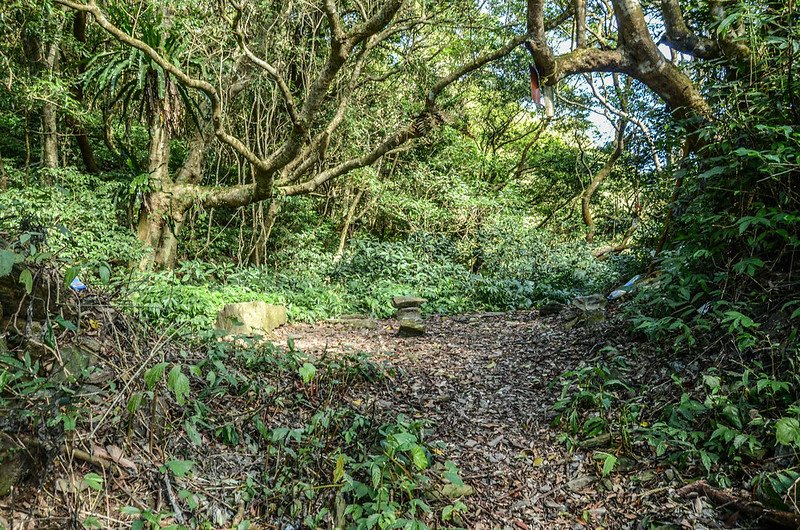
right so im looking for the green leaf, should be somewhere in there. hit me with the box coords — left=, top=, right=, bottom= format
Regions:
left=184, top=421, right=203, bottom=446
left=82, top=516, right=103, bottom=528
left=19, top=268, right=33, bottom=294
left=371, top=463, right=382, bottom=488
left=298, top=362, right=316, bottom=384
left=775, top=418, right=800, bottom=447
left=410, top=444, right=429, bottom=470
left=164, top=459, right=194, bottom=477
left=127, top=392, right=144, bottom=414
left=389, top=432, right=417, bottom=450
left=716, top=12, right=741, bottom=37
left=83, top=472, right=104, bottom=491
left=593, top=451, right=617, bottom=477
left=55, top=315, right=78, bottom=333
left=64, top=266, right=80, bottom=290
left=0, top=249, right=22, bottom=277
left=120, top=506, right=141, bottom=516
left=143, top=362, right=168, bottom=390
left=601, top=454, right=617, bottom=476
left=167, top=364, right=190, bottom=405
left=98, top=263, right=111, bottom=284
left=333, top=454, right=345, bottom=482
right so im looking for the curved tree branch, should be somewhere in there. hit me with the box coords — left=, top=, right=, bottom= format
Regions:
left=659, top=0, right=750, bottom=60
left=54, top=0, right=269, bottom=175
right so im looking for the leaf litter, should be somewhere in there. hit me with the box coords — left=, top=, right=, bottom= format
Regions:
left=0, top=304, right=757, bottom=529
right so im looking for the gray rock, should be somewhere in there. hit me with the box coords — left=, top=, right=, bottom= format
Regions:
left=215, top=302, right=287, bottom=335
left=392, top=296, right=426, bottom=309
left=565, top=294, right=607, bottom=328
left=396, top=307, right=422, bottom=321
left=56, top=345, right=97, bottom=382
left=398, top=319, right=426, bottom=337
left=572, top=294, right=607, bottom=313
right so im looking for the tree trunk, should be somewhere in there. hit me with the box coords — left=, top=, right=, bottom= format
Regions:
left=68, top=11, right=99, bottom=174
left=581, top=120, right=626, bottom=243
left=41, top=43, right=59, bottom=169
left=249, top=200, right=281, bottom=266
left=334, top=188, right=365, bottom=261
left=136, top=92, right=174, bottom=270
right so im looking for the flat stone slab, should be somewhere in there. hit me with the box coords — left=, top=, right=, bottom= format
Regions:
left=396, top=307, right=423, bottom=321
left=392, top=296, right=427, bottom=309
left=215, top=301, right=287, bottom=335
left=398, top=319, right=426, bottom=337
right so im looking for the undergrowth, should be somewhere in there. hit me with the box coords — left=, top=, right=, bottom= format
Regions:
left=0, top=317, right=470, bottom=529
left=127, top=232, right=638, bottom=334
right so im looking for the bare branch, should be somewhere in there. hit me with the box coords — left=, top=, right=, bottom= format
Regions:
left=230, top=2, right=301, bottom=127
left=584, top=74, right=662, bottom=171
left=427, top=34, right=529, bottom=109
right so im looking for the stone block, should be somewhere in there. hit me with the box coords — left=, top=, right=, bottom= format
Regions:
left=392, top=296, right=426, bottom=309
left=215, top=302, right=287, bottom=335
left=398, top=319, right=426, bottom=337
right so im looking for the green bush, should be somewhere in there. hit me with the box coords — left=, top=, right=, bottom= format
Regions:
left=0, top=166, right=143, bottom=267
left=477, top=215, right=644, bottom=300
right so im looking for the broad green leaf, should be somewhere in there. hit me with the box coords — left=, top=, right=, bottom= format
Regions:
left=19, top=268, right=33, bottom=294
left=333, top=454, right=345, bottom=482
left=184, top=421, right=202, bottom=446
left=83, top=472, right=104, bottom=491
left=143, top=362, right=168, bottom=390
left=98, top=263, right=111, bottom=284
left=371, top=464, right=382, bottom=488
left=601, top=454, right=617, bottom=476
left=775, top=418, right=800, bottom=446
left=389, top=432, right=417, bottom=450
left=167, top=364, right=190, bottom=405
left=164, top=459, right=194, bottom=477
left=64, top=266, right=80, bottom=290
left=127, top=392, right=144, bottom=414
left=410, top=444, right=429, bottom=470
left=0, top=249, right=22, bottom=277
left=298, top=362, right=316, bottom=384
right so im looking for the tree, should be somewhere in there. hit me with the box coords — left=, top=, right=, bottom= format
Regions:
left=524, top=0, right=739, bottom=124
left=54, top=0, right=544, bottom=268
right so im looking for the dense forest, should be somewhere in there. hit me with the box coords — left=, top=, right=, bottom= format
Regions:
left=0, top=0, right=798, bottom=528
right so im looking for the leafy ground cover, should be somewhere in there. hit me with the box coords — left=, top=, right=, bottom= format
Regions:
left=0, top=293, right=470, bottom=529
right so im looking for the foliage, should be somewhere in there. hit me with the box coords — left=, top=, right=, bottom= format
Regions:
left=553, top=350, right=799, bottom=510
left=0, top=167, right=143, bottom=267
left=127, top=335, right=469, bottom=528
left=129, top=230, right=634, bottom=334
left=550, top=0, right=800, bottom=511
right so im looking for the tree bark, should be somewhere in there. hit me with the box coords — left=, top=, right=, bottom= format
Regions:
left=249, top=200, right=282, bottom=267
left=41, top=42, right=60, bottom=169
left=68, top=11, right=99, bottom=174
left=581, top=135, right=624, bottom=243
left=136, top=83, right=174, bottom=270
left=334, top=188, right=365, bottom=261
left=526, top=0, right=712, bottom=123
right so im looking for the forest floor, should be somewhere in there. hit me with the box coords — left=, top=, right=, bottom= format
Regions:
left=273, top=311, right=728, bottom=530
left=1, top=305, right=749, bottom=530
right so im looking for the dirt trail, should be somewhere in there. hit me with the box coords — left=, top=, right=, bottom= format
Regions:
left=274, top=311, right=708, bottom=530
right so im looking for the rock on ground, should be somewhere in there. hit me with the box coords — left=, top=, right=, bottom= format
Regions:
left=215, top=301, right=287, bottom=335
